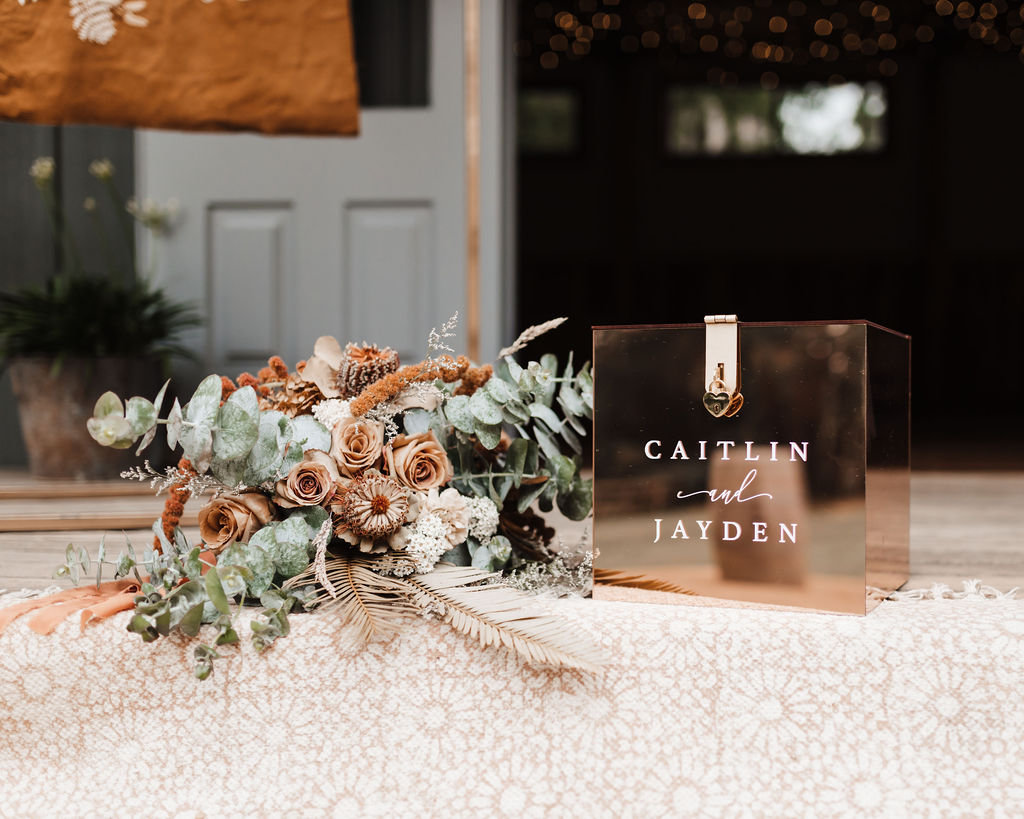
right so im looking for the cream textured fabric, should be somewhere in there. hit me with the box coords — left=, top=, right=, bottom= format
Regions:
left=1, top=590, right=1022, bottom=818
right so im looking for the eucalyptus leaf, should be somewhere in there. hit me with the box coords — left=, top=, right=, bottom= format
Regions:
left=278, top=439, right=304, bottom=479
left=135, top=424, right=158, bottom=456
left=549, top=454, right=576, bottom=493
left=243, top=411, right=291, bottom=485
left=438, top=542, right=472, bottom=566
left=152, top=519, right=172, bottom=554
left=403, top=408, right=432, bottom=435
left=217, top=565, right=251, bottom=598
left=179, top=420, right=214, bottom=473
left=178, top=602, right=205, bottom=637
left=558, top=397, right=588, bottom=435
left=184, top=373, right=223, bottom=426
left=557, top=479, right=593, bottom=521
left=503, top=356, right=523, bottom=382
left=291, top=414, right=331, bottom=453
left=445, top=395, right=477, bottom=435
left=505, top=398, right=531, bottom=421
left=250, top=522, right=309, bottom=578
left=471, top=545, right=495, bottom=571
left=219, top=542, right=275, bottom=598
left=184, top=547, right=204, bottom=581
left=125, top=396, right=157, bottom=438
left=204, top=568, right=231, bottom=615
left=538, top=478, right=556, bottom=513
left=558, top=385, right=586, bottom=419
left=152, top=379, right=170, bottom=416
left=73, top=544, right=89, bottom=575
left=489, top=535, right=512, bottom=562
left=559, top=422, right=583, bottom=455
left=210, top=455, right=246, bottom=488
left=213, top=386, right=260, bottom=460
left=496, top=475, right=513, bottom=503
left=516, top=478, right=549, bottom=513
left=95, top=535, right=106, bottom=588
left=474, top=422, right=502, bottom=451
left=483, top=377, right=513, bottom=404
left=92, top=391, right=123, bottom=420
left=166, top=397, right=183, bottom=450
left=507, top=438, right=530, bottom=487
left=528, top=402, right=562, bottom=432
left=532, top=424, right=561, bottom=461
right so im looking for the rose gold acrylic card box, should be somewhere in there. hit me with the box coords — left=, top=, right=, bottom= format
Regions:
left=592, top=319, right=910, bottom=614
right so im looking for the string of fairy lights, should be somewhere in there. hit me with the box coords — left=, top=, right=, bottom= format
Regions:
left=517, top=0, right=1024, bottom=85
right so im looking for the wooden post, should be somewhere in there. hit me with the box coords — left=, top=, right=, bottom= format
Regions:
left=464, top=0, right=481, bottom=362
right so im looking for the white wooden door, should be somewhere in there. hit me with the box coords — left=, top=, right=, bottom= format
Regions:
left=136, top=1, right=508, bottom=385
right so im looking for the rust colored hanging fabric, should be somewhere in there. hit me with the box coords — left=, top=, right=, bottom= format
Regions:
left=0, top=0, right=360, bottom=136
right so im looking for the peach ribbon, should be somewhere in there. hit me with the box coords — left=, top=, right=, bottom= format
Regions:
left=0, top=579, right=143, bottom=636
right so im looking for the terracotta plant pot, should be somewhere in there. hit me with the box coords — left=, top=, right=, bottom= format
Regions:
left=8, top=356, right=170, bottom=479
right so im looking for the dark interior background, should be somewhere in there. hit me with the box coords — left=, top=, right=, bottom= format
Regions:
left=515, top=0, right=1024, bottom=467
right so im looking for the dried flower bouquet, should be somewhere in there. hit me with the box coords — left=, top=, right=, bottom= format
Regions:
left=66, top=316, right=602, bottom=679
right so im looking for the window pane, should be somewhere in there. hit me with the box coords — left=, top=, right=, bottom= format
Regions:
left=350, top=0, right=429, bottom=108
left=518, top=88, right=580, bottom=154
left=665, top=83, right=888, bottom=156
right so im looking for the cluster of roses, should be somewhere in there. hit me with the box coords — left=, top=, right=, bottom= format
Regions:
left=194, top=339, right=500, bottom=578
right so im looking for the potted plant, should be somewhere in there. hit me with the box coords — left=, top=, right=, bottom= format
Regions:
left=0, top=157, right=200, bottom=479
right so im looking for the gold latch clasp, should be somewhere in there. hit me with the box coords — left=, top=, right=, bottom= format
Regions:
left=703, top=314, right=743, bottom=418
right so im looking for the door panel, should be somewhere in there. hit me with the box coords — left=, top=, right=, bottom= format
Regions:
left=208, top=205, right=293, bottom=374
left=136, top=0, right=502, bottom=386
left=344, top=203, right=435, bottom=361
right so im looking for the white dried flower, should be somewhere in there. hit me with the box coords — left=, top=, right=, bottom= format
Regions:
left=398, top=512, right=450, bottom=574
left=312, top=398, right=353, bottom=430
left=29, top=157, right=55, bottom=186
left=467, top=496, right=500, bottom=541
left=88, top=158, right=114, bottom=180
left=83, top=196, right=97, bottom=212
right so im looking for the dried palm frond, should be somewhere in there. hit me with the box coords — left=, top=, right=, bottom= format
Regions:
left=402, top=565, right=605, bottom=673
left=593, top=568, right=696, bottom=596
left=498, top=317, right=568, bottom=359
left=284, top=554, right=418, bottom=644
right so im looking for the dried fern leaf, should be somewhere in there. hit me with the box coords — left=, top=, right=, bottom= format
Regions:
left=593, top=568, right=696, bottom=596
left=285, top=554, right=418, bottom=644
left=402, top=565, right=606, bottom=673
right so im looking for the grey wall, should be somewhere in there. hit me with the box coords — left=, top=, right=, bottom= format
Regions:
left=0, top=123, right=134, bottom=466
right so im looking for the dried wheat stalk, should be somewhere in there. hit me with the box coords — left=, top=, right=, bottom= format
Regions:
left=498, top=317, right=568, bottom=359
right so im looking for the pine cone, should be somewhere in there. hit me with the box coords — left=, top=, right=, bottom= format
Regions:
left=337, top=343, right=400, bottom=399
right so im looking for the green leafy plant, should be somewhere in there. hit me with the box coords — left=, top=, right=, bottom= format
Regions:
left=0, top=157, right=199, bottom=370
left=434, top=351, right=593, bottom=571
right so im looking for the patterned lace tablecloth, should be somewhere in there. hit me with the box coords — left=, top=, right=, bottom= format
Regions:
left=1, top=589, right=1022, bottom=818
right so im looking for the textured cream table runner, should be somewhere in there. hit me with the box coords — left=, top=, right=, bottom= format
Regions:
left=1, top=589, right=1022, bottom=818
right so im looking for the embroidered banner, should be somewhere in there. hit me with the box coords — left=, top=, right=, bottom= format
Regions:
left=0, top=0, right=360, bottom=135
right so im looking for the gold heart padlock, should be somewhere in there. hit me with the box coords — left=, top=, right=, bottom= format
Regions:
left=703, top=376, right=743, bottom=419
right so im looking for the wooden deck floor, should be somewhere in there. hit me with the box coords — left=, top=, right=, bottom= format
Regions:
left=0, top=470, right=1021, bottom=593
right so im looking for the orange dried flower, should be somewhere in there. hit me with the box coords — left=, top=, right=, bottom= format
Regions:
left=220, top=376, right=237, bottom=401
left=155, top=457, right=195, bottom=552
left=350, top=355, right=470, bottom=417
left=257, top=367, right=275, bottom=382
left=453, top=364, right=493, bottom=397
left=296, top=359, right=307, bottom=373
left=268, top=356, right=289, bottom=378
left=237, top=372, right=260, bottom=389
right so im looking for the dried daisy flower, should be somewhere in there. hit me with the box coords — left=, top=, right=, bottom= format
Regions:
left=332, top=470, right=410, bottom=553
left=337, top=343, right=400, bottom=399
